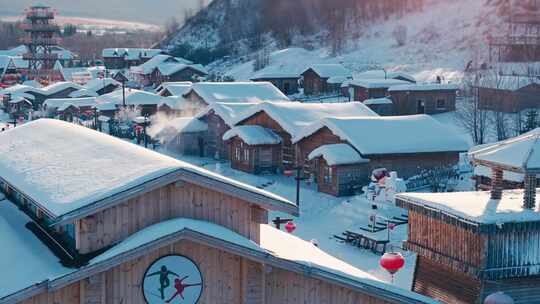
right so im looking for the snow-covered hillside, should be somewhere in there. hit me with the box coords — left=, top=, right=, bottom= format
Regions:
left=166, top=0, right=505, bottom=83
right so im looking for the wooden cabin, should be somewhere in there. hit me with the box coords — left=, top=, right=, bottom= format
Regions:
left=251, top=73, right=300, bottom=95
left=156, top=82, right=192, bottom=97
left=301, top=64, right=351, bottom=96
left=396, top=129, right=540, bottom=304
left=388, top=83, right=458, bottom=115
left=102, top=48, right=163, bottom=69
left=307, top=144, right=370, bottom=196
left=363, top=98, right=394, bottom=116
left=152, top=65, right=207, bottom=86
left=224, top=125, right=282, bottom=174
left=348, top=79, right=410, bottom=102
left=294, top=115, right=469, bottom=196
left=233, top=102, right=378, bottom=172
left=0, top=119, right=435, bottom=304
left=5, top=95, right=32, bottom=119
left=477, top=75, right=540, bottom=113
left=195, top=102, right=258, bottom=159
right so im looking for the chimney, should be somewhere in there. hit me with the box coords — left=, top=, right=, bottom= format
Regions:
left=490, top=167, right=503, bottom=200
left=523, top=173, right=536, bottom=209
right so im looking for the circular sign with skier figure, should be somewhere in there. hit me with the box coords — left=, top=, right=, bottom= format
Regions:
left=142, top=255, right=203, bottom=304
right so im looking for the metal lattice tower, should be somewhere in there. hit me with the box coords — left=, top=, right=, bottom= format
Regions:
left=21, top=4, right=60, bottom=81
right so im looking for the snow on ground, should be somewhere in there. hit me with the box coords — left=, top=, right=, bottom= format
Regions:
left=213, top=0, right=500, bottom=83
left=158, top=150, right=417, bottom=290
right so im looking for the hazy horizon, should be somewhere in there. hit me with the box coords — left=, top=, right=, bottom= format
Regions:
left=0, top=0, right=201, bottom=25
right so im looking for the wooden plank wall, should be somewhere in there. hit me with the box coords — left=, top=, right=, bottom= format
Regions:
left=482, top=277, right=540, bottom=304
left=264, top=267, right=391, bottom=304
left=413, top=256, right=481, bottom=304
left=407, top=210, right=485, bottom=270
left=18, top=282, right=80, bottom=304
left=77, top=182, right=267, bottom=254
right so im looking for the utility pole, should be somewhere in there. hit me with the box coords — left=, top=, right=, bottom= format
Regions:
left=294, top=166, right=307, bottom=209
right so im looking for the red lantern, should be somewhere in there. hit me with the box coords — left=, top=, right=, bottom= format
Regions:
left=484, top=292, right=514, bottom=304
left=380, top=252, right=405, bottom=278
left=283, top=170, right=294, bottom=177
left=285, top=221, right=296, bottom=233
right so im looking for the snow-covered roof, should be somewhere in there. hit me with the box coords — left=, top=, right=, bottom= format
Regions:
left=83, top=78, right=120, bottom=92
left=22, top=80, right=43, bottom=88
left=397, top=189, right=540, bottom=224
left=41, top=82, right=84, bottom=95
left=162, top=117, right=208, bottom=134
left=186, top=82, right=289, bottom=105
left=0, top=201, right=71, bottom=300
left=0, top=55, right=13, bottom=69
left=236, top=101, right=378, bottom=139
left=7, top=96, right=31, bottom=105
left=479, top=75, right=540, bottom=91
left=469, top=128, right=540, bottom=172
left=156, top=82, right=192, bottom=96
left=303, top=64, right=352, bottom=79
left=327, top=75, right=351, bottom=84
left=308, top=144, right=368, bottom=166
left=0, top=119, right=295, bottom=221
left=0, top=84, right=44, bottom=97
left=364, top=97, right=393, bottom=105
left=223, top=126, right=282, bottom=145
left=354, top=70, right=416, bottom=83
left=0, top=45, right=75, bottom=60
left=296, top=115, right=470, bottom=154
left=68, top=88, right=99, bottom=98
left=44, top=97, right=98, bottom=109
left=196, top=102, right=260, bottom=127
left=251, top=64, right=300, bottom=79
left=349, top=78, right=411, bottom=89
left=131, top=54, right=194, bottom=75
left=158, top=96, right=191, bottom=110
left=97, top=89, right=163, bottom=106
left=94, top=101, right=117, bottom=111
left=388, top=83, right=459, bottom=92
left=102, top=48, right=163, bottom=60
left=0, top=45, right=26, bottom=57
left=157, top=63, right=208, bottom=77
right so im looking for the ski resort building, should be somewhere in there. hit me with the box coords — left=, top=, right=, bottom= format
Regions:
left=387, top=83, right=459, bottom=115
left=301, top=64, right=352, bottom=96
left=295, top=115, right=469, bottom=196
left=397, top=129, right=540, bottom=303
left=102, top=48, right=163, bottom=69
left=230, top=102, right=378, bottom=172
left=0, top=119, right=435, bottom=304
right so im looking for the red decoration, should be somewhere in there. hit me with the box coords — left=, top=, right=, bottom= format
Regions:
left=380, top=252, right=405, bottom=275
left=388, top=223, right=396, bottom=230
left=285, top=221, right=296, bottom=233
left=283, top=170, right=294, bottom=177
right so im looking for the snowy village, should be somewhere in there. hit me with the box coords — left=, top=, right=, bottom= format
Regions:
left=0, top=0, right=539, bottom=303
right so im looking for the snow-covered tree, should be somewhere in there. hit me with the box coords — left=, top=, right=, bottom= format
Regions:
left=393, top=25, right=408, bottom=46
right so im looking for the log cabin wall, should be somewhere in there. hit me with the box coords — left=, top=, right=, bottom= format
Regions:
left=481, top=277, right=540, bottom=304
left=405, top=210, right=486, bottom=273
left=77, top=182, right=268, bottom=254
left=413, top=256, right=482, bottom=304
left=238, top=111, right=295, bottom=170
left=366, top=152, right=459, bottom=180
left=302, top=69, right=325, bottom=96
left=228, top=137, right=281, bottom=174
left=264, top=267, right=391, bottom=304
left=19, top=282, right=81, bottom=304
left=389, top=91, right=456, bottom=115
left=314, top=158, right=370, bottom=197
left=203, top=111, right=231, bottom=159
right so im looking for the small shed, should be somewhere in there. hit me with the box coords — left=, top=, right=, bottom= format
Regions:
left=223, top=125, right=282, bottom=174
left=477, top=75, right=540, bottom=113
left=308, top=144, right=369, bottom=196
left=251, top=71, right=300, bottom=95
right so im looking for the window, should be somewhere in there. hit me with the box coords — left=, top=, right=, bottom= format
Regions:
left=235, top=146, right=241, bottom=161
left=323, top=166, right=333, bottom=184
left=417, top=99, right=425, bottom=114
left=243, top=149, right=250, bottom=164
left=436, top=99, right=446, bottom=110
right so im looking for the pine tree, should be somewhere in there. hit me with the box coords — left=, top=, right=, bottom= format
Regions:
left=523, top=109, right=538, bottom=133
